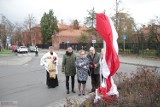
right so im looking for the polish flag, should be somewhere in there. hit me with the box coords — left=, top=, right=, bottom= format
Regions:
left=95, top=13, right=120, bottom=100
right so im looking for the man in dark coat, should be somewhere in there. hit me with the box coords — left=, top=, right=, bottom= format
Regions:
left=62, top=46, right=76, bottom=94
left=87, top=47, right=100, bottom=92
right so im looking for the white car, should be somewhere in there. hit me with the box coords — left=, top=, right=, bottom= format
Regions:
left=17, top=46, right=28, bottom=53
left=28, top=46, right=36, bottom=52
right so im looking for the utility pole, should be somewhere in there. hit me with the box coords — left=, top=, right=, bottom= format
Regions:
left=115, top=0, right=118, bottom=31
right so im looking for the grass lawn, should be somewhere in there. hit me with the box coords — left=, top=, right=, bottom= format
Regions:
left=0, top=49, right=12, bottom=54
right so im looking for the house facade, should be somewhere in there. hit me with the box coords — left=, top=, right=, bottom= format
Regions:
left=22, top=20, right=88, bottom=49
left=52, top=26, right=87, bottom=50
left=22, top=24, right=42, bottom=46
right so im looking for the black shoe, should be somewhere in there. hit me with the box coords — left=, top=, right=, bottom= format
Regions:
left=90, top=89, right=95, bottom=93
left=78, top=91, right=81, bottom=96
left=67, top=90, right=69, bottom=94
left=72, top=90, right=76, bottom=93
left=82, top=91, right=85, bottom=95
left=48, top=86, right=52, bottom=89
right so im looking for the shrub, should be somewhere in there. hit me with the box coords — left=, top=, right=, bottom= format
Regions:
left=66, top=66, right=160, bottom=107
left=94, top=67, right=160, bottom=107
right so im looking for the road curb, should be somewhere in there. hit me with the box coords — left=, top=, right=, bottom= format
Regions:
left=120, top=61, right=160, bottom=68
left=45, top=93, right=95, bottom=107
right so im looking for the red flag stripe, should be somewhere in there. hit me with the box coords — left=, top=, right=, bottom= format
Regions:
left=96, top=13, right=120, bottom=92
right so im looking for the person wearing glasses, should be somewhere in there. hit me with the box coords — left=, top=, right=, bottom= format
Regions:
left=75, top=50, right=89, bottom=96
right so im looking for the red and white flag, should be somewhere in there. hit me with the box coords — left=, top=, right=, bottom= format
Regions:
left=95, top=13, right=120, bottom=101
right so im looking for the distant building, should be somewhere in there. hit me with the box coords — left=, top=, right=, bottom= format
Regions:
left=52, top=23, right=88, bottom=50
left=22, top=24, right=42, bottom=46
left=22, top=20, right=88, bottom=49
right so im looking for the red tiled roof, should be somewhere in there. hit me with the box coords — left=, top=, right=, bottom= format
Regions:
left=58, top=23, right=68, bottom=30
left=57, top=29, right=83, bottom=36
left=35, top=24, right=41, bottom=28
left=56, top=22, right=88, bottom=37
left=79, top=26, right=88, bottom=31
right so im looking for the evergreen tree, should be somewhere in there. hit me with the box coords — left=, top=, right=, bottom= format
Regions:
left=40, top=10, right=58, bottom=45
left=72, top=19, right=79, bottom=29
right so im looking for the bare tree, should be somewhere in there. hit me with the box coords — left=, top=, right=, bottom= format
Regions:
left=11, top=23, right=23, bottom=45
left=114, top=0, right=126, bottom=31
left=0, top=14, right=15, bottom=49
left=148, top=16, right=160, bottom=48
left=23, top=14, right=36, bottom=45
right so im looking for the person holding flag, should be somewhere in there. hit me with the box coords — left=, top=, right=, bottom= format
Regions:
left=95, top=13, right=120, bottom=101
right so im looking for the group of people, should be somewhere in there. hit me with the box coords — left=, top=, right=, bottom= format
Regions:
left=40, top=46, right=104, bottom=96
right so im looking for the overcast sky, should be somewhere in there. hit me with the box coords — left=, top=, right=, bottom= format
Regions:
left=0, top=0, right=160, bottom=25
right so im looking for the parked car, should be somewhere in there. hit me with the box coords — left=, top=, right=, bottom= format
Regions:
left=28, top=46, right=36, bottom=52
left=17, top=46, right=28, bottom=53
left=14, top=45, right=18, bottom=52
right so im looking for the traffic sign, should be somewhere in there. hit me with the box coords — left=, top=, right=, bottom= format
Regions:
left=122, top=34, right=127, bottom=40
left=92, top=40, right=96, bottom=43
left=6, top=35, right=10, bottom=42
left=66, top=40, right=70, bottom=43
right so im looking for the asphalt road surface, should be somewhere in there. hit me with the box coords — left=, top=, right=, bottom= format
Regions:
left=0, top=51, right=138, bottom=107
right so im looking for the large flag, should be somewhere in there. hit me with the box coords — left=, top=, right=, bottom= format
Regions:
left=95, top=13, right=120, bottom=101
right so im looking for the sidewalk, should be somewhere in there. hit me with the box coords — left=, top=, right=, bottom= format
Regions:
left=119, top=55, right=160, bottom=67
left=55, top=49, right=160, bottom=68
left=0, top=53, right=33, bottom=65
left=1, top=49, right=159, bottom=67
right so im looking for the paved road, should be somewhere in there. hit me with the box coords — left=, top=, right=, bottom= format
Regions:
left=0, top=51, right=91, bottom=107
left=0, top=50, right=160, bottom=107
